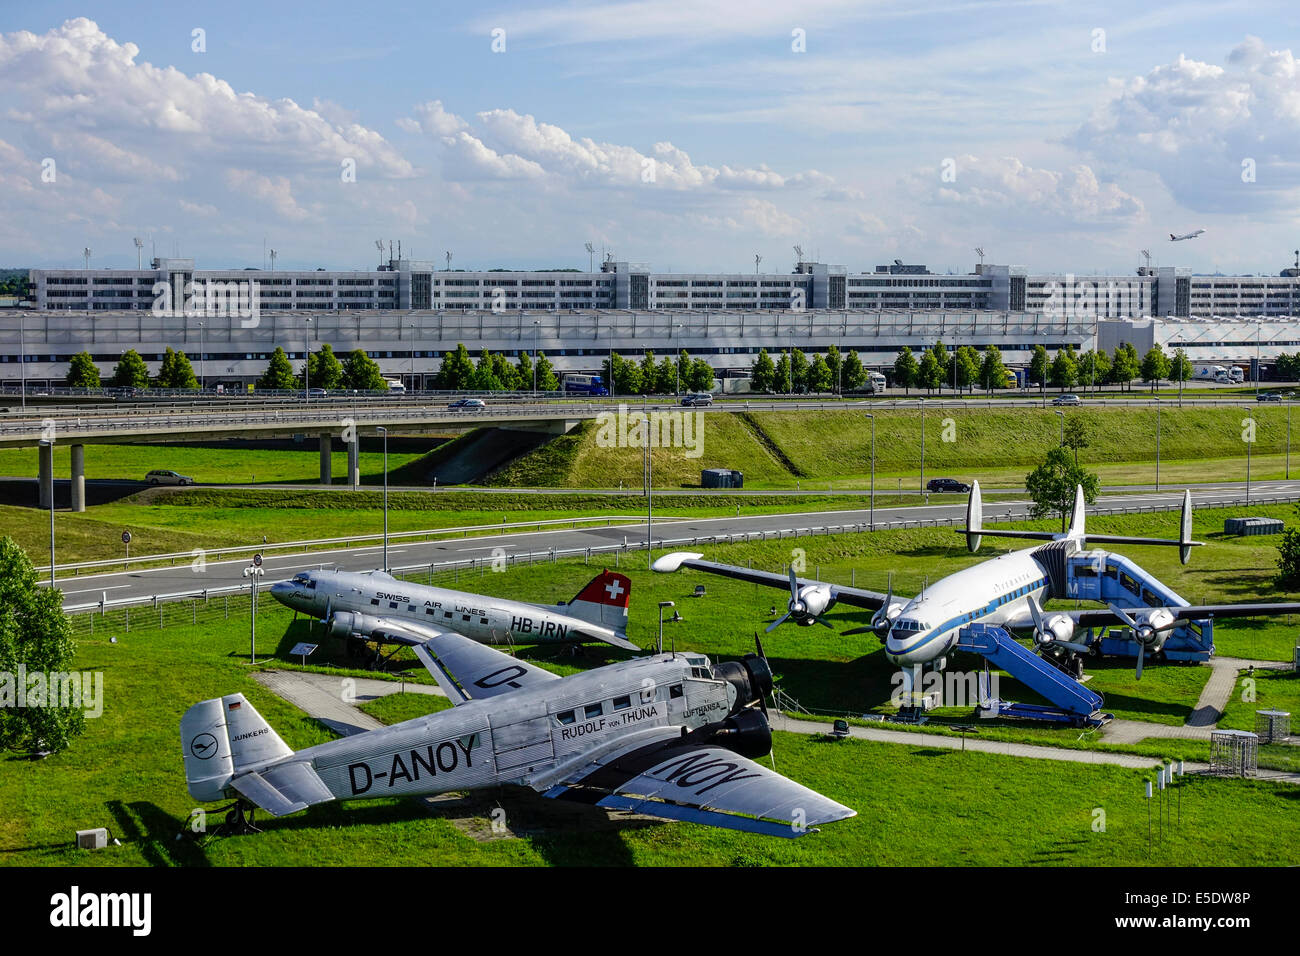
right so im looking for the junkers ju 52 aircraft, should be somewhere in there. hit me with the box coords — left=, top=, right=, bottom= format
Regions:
left=270, top=567, right=640, bottom=656
left=181, top=628, right=855, bottom=838
left=654, top=483, right=1300, bottom=709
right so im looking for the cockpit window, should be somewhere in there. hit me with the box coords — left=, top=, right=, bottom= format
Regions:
left=291, top=574, right=315, bottom=589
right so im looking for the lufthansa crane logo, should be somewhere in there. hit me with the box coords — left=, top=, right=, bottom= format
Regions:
left=190, top=733, right=219, bottom=760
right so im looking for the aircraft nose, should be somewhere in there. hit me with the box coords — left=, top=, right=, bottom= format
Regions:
left=269, top=581, right=294, bottom=599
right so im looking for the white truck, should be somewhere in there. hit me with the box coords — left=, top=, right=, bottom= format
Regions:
left=866, top=371, right=888, bottom=394
left=1192, top=364, right=1230, bottom=384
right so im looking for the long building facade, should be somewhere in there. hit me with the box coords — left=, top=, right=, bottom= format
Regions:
left=8, top=255, right=1300, bottom=390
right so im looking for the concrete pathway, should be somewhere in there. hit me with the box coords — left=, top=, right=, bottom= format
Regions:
left=252, top=670, right=443, bottom=737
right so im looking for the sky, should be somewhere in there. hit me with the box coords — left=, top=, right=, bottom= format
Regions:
left=2, top=1, right=1300, bottom=275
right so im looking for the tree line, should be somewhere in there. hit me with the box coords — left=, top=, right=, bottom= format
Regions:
left=748, top=345, right=868, bottom=394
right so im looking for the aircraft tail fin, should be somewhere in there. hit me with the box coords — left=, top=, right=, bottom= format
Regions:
left=559, top=569, right=632, bottom=634
left=181, top=693, right=295, bottom=803
left=1066, top=484, right=1086, bottom=538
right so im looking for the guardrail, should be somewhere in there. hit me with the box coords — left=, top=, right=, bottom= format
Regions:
left=61, top=491, right=1300, bottom=616
left=38, top=514, right=649, bottom=577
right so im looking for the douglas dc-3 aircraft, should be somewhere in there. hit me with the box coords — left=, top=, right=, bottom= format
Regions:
left=655, top=483, right=1300, bottom=692
left=1170, top=229, right=1205, bottom=241
left=270, top=567, right=640, bottom=653
left=181, top=629, right=855, bottom=838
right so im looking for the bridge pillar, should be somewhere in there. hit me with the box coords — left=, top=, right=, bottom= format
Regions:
left=37, top=441, right=53, bottom=509
left=319, top=433, right=332, bottom=485
left=347, top=438, right=360, bottom=489
left=70, top=444, right=85, bottom=512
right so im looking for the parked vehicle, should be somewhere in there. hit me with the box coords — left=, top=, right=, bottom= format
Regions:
left=560, top=373, right=609, bottom=396
left=146, top=469, right=194, bottom=485
left=681, top=392, right=714, bottom=407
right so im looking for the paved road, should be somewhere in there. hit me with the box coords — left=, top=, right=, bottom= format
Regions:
left=51, top=483, right=1300, bottom=610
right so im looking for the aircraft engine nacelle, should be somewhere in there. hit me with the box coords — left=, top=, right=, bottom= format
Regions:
left=870, top=600, right=905, bottom=638
left=328, top=610, right=379, bottom=639
left=694, top=707, right=773, bottom=760
left=791, top=584, right=835, bottom=624
left=712, top=653, right=774, bottom=714
left=1131, top=608, right=1177, bottom=650
left=1033, top=613, right=1076, bottom=647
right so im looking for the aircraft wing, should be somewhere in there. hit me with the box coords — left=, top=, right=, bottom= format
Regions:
left=411, top=629, right=561, bottom=706
left=1003, top=602, right=1300, bottom=632
left=652, top=552, right=893, bottom=610
left=537, top=727, right=856, bottom=838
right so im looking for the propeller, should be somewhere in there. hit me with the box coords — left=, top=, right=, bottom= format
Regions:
left=1025, top=595, right=1092, bottom=656
left=844, top=573, right=899, bottom=637
left=753, top=633, right=771, bottom=718
left=1107, top=604, right=1179, bottom=680
left=765, top=566, right=836, bottom=631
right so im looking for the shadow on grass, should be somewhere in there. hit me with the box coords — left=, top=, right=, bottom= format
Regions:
left=105, top=799, right=211, bottom=867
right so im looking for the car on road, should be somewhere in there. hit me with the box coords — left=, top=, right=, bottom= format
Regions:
left=301, top=387, right=327, bottom=399
left=447, top=398, right=487, bottom=410
left=926, top=477, right=971, bottom=493
left=145, top=469, right=194, bottom=486
left=1256, top=392, right=1282, bottom=402
left=1051, top=394, right=1082, bottom=406
left=680, top=392, right=714, bottom=406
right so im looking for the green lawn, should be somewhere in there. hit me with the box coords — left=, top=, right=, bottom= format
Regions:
left=5, top=609, right=1298, bottom=867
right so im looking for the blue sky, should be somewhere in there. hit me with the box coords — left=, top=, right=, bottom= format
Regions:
left=3, top=1, right=1300, bottom=275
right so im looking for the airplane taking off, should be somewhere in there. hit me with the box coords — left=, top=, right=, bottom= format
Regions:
left=655, top=483, right=1300, bottom=694
left=1170, top=229, right=1205, bottom=241
left=181, top=629, right=855, bottom=838
left=270, top=567, right=639, bottom=653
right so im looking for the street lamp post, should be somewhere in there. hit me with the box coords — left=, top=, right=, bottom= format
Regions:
left=1155, top=399, right=1161, bottom=492
left=19, top=313, right=26, bottom=410
left=303, top=316, right=313, bottom=404
left=377, top=426, right=389, bottom=569
left=919, top=398, right=926, bottom=495
left=865, top=413, right=876, bottom=530
left=1245, top=406, right=1252, bottom=504
left=657, top=600, right=675, bottom=654
left=532, top=320, right=540, bottom=394
left=40, top=438, right=53, bottom=587
left=1055, top=409, right=1065, bottom=446
left=198, top=321, right=205, bottom=392
left=407, top=322, right=417, bottom=393
left=243, top=556, right=264, bottom=664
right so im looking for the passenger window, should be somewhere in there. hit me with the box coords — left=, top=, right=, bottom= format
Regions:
left=669, top=684, right=684, bottom=699
left=556, top=711, right=576, bottom=725
left=612, top=695, right=631, bottom=710
left=371, top=598, right=380, bottom=606
left=389, top=601, right=398, bottom=609
left=584, top=703, right=603, bottom=718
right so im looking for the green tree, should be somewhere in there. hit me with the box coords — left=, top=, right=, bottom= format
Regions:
left=1077, top=349, right=1110, bottom=392
left=639, top=351, right=658, bottom=395
left=1140, top=345, right=1171, bottom=392
left=954, top=345, right=979, bottom=393
left=1169, top=348, right=1192, bottom=384
left=342, top=349, right=387, bottom=391
left=676, top=350, right=692, bottom=395
left=790, top=349, right=809, bottom=393
left=257, top=347, right=297, bottom=391
left=301, top=343, right=344, bottom=391
left=893, top=347, right=918, bottom=395
left=930, top=340, right=950, bottom=390
left=112, top=349, right=151, bottom=389
left=824, top=345, right=842, bottom=393
left=1062, top=416, right=1090, bottom=466
left=977, top=345, right=1008, bottom=392
left=1109, top=343, right=1139, bottom=391
left=750, top=349, right=776, bottom=393
left=1028, top=345, right=1049, bottom=386
left=471, top=350, right=504, bottom=391
left=841, top=350, right=866, bottom=391
left=919, top=349, right=942, bottom=394
left=1025, top=446, right=1102, bottom=532
left=492, top=352, right=521, bottom=391
left=437, top=343, right=476, bottom=390
left=806, top=354, right=833, bottom=392
left=157, top=347, right=198, bottom=389
left=687, top=357, right=715, bottom=392
left=1276, top=505, right=1300, bottom=587
left=774, top=353, right=793, bottom=394
left=518, top=350, right=536, bottom=391
left=1049, top=347, right=1078, bottom=390
left=655, top=356, right=677, bottom=395
left=0, top=537, right=84, bottom=754
left=65, top=351, right=101, bottom=390
left=534, top=352, right=560, bottom=391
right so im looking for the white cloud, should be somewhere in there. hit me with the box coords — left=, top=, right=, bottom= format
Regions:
left=1071, top=37, right=1300, bottom=213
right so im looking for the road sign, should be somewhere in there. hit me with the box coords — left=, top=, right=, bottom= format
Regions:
left=121, top=531, right=132, bottom=544
left=253, top=553, right=263, bottom=567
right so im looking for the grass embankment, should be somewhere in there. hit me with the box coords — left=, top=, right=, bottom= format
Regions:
left=6, top=602, right=1299, bottom=866
left=490, top=406, right=1300, bottom=489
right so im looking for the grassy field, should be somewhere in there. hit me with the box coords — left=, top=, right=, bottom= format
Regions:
left=489, top=406, right=1300, bottom=489
left=5, top=607, right=1299, bottom=867
left=0, top=441, right=429, bottom=486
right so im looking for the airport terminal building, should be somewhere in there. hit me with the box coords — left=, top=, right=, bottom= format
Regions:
left=7, top=256, right=1300, bottom=389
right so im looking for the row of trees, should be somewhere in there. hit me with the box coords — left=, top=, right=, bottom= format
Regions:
left=604, top=350, right=716, bottom=396
left=66, top=348, right=200, bottom=390
left=431, top=344, right=560, bottom=391
left=892, top=343, right=1013, bottom=395
left=748, top=345, right=868, bottom=394
left=1025, top=343, right=1191, bottom=393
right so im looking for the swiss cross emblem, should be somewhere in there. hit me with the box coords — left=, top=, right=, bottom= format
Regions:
left=605, top=580, right=624, bottom=600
